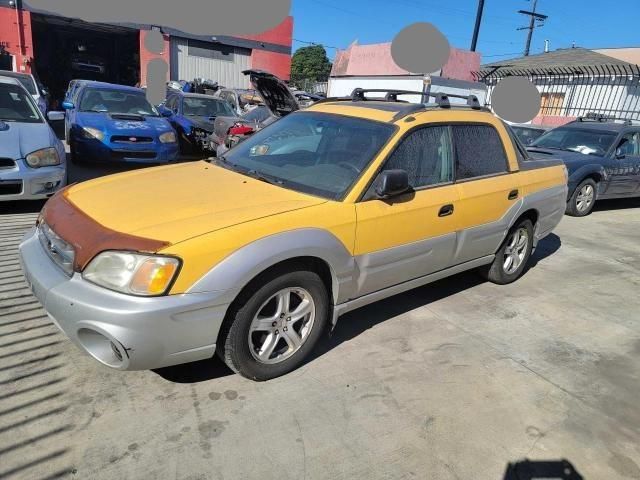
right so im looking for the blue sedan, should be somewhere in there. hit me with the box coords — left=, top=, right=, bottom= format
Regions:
left=158, top=91, right=235, bottom=155
left=63, top=81, right=179, bottom=164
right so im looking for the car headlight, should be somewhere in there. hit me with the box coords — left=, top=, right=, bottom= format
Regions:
left=159, top=131, right=177, bottom=143
left=81, top=126, right=105, bottom=141
left=25, top=147, right=61, bottom=168
left=83, top=251, right=180, bottom=296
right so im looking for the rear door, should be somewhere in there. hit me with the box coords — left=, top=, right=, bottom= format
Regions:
left=609, top=130, right=640, bottom=197
left=451, top=123, right=520, bottom=264
left=354, top=125, right=460, bottom=297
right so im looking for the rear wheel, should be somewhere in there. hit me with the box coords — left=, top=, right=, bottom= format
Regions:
left=217, top=269, right=329, bottom=381
left=566, top=178, right=597, bottom=217
left=479, top=218, right=534, bottom=285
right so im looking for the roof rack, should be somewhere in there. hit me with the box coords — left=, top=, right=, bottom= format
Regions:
left=312, top=88, right=489, bottom=120
left=577, top=113, right=640, bottom=126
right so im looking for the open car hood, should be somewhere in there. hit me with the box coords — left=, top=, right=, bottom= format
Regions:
left=243, top=69, right=299, bottom=118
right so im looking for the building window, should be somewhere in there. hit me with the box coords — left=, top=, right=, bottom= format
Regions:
left=187, top=40, right=235, bottom=62
left=540, top=92, right=565, bottom=115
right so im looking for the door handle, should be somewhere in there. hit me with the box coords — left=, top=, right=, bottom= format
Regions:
left=508, top=189, right=519, bottom=200
left=438, top=204, right=454, bottom=217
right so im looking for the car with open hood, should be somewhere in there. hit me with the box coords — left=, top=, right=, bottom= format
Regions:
left=158, top=91, right=236, bottom=155
left=527, top=115, right=640, bottom=216
left=62, top=81, right=179, bottom=164
left=211, top=70, right=299, bottom=155
left=20, top=88, right=567, bottom=380
left=0, top=75, right=66, bottom=201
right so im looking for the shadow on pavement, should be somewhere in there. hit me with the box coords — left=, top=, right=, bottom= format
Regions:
left=155, top=234, right=562, bottom=384
left=503, top=459, right=583, bottom=479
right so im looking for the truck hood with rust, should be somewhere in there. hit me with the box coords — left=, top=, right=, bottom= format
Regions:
left=64, top=161, right=326, bottom=244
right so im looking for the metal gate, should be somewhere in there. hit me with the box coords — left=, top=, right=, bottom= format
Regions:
left=473, top=64, right=640, bottom=120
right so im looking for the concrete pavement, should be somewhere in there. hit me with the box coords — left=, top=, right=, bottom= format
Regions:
left=0, top=164, right=639, bottom=479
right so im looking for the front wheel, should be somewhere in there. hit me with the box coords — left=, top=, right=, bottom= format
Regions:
left=217, top=269, right=329, bottom=381
left=566, top=178, right=597, bottom=217
left=479, top=219, right=534, bottom=285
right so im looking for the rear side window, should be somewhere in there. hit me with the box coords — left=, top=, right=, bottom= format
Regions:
left=384, top=126, right=454, bottom=188
left=453, top=124, right=508, bottom=180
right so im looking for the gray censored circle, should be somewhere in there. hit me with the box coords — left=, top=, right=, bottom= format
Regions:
left=391, top=22, right=450, bottom=74
left=491, top=77, right=541, bottom=124
left=144, top=29, right=165, bottom=54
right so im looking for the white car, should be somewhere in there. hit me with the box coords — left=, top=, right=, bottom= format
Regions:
left=0, top=76, right=66, bottom=201
left=0, top=70, right=48, bottom=114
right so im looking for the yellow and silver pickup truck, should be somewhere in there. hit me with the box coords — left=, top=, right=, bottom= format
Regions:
left=19, top=89, right=568, bottom=380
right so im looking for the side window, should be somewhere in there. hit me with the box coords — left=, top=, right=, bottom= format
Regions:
left=453, top=124, right=509, bottom=180
left=383, top=126, right=454, bottom=189
left=165, top=96, right=176, bottom=111
left=617, top=132, right=640, bottom=156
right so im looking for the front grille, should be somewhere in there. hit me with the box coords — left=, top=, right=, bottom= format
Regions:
left=38, top=222, right=75, bottom=275
left=111, top=151, right=157, bottom=160
left=0, top=181, right=22, bottom=195
left=111, top=136, right=153, bottom=144
left=0, top=158, right=17, bottom=169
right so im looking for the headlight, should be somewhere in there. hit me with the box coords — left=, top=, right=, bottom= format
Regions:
left=159, top=131, right=177, bottom=143
left=25, top=147, right=61, bottom=168
left=83, top=252, right=180, bottom=296
left=81, top=126, right=105, bottom=141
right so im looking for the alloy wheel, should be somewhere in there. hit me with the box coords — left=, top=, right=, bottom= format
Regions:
left=576, top=184, right=595, bottom=213
left=248, top=287, right=316, bottom=364
left=503, top=227, right=529, bottom=275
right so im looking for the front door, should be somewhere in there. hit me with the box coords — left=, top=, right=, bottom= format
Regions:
left=354, top=125, right=460, bottom=297
left=607, top=131, right=640, bottom=197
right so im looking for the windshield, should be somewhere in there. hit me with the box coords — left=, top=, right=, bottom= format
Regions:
left=0, top=83, right=43, bottom=123
left=182, top=97, right=234, bottom=117
left=531, top=127, right=617, bottom=156
left=223, top=112, right=396, bottom=200
left=1, top=72, right=37, bottom=95
left=242, top=105, right=271, bottom=123
left=80, top=88, right=158, bottom=116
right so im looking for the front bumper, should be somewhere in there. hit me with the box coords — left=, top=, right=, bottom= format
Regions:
left=19, top=227, right=236, bottom=370
left=0, top=160, right=66, bottom=201
left=74, top=136, right=180, bottom=164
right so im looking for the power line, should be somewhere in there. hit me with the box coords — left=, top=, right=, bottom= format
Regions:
left=293, top=38, right=340, bottom=50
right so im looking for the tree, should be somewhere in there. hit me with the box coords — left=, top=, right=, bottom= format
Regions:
left=290, top=45, right=332, bottom=85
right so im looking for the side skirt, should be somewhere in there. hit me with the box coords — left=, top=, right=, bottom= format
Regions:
left=331, top=255, right=495, bottom=325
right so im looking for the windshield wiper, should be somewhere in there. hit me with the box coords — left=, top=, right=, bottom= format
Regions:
left=245, top=170, right=284, bottom=186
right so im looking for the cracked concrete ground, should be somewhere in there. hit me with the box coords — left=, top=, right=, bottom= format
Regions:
left=1, top=162, right=639, bottom=480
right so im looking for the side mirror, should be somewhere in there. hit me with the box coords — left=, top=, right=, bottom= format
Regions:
left=61, top=101, right=74, bottom=110
left=41, top=87, right=50, bottom=96
left=375, top=169, right=411, bottom=198
left=47, top=111, right=65, bottom=121
left=161, top=109, right=172, bottom=117
left=615, top=148, right=626, bottom=159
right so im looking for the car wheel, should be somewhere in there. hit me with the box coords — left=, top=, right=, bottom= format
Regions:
left=566, top=178, right=597, bottom=217
left=218, top=269, right=329, bottom=381
left=479, top=218, right=534, bottom=285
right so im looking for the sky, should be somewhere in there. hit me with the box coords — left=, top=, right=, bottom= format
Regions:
left=290, top=0, right=640, bottom=62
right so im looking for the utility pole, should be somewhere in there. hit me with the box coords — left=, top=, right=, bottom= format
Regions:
left=517, top=0, right=547, bottom=56
left=470, top=0, right=485, bottom=52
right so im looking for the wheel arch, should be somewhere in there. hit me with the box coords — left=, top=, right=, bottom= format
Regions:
left=187, top=228, right=356, bottom=306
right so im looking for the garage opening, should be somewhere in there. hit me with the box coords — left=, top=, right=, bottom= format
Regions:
left=31, top=14, right=140, bottom=108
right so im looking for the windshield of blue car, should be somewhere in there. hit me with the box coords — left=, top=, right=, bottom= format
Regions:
left=182, top=97, right=234, bottom=117
left=512, top=126, right=546, bottom=146
left=222, top=111, right=396, bottom=200
left=79, top=88, right=159, bottom=116
left=0, top=72, right=37, bottom=95
left=531, top=127, right=617, bottom=156
left=0, top=83, right=43, bottom=123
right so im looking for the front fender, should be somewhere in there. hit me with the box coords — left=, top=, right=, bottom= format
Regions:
left=187, top=228, right=357, bottom=305
left=567, top=164, right=607, bottom=197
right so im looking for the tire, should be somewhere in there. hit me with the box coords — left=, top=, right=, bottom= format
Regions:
left=68, top=138, right=83, bottom=165
left=479, top=218, right=534, bottom=285
left=566, top=178, right=597, bottom=217
left=217, top=269, right=329, bottom=381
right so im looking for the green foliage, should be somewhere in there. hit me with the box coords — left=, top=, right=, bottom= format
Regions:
left=291, top=45, right=332, bottom=84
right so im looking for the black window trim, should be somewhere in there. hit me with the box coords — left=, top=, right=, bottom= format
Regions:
left=357, top=120, right=513, bottom=202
